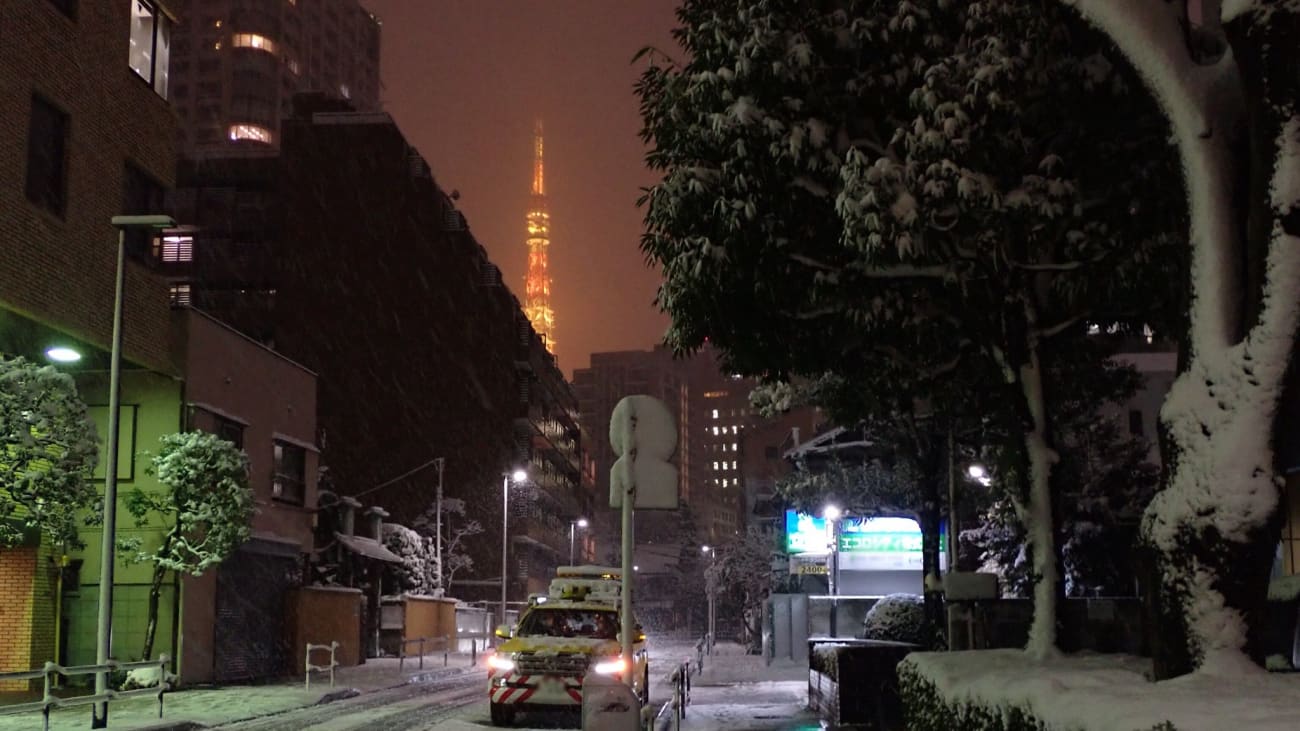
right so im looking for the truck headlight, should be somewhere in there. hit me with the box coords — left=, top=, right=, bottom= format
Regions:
left=488, top=654, right=516, bottom=672
left=592, top=658, right=627, bottom=675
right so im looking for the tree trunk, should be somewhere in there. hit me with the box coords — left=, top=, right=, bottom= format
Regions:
left=1017, top=348, right=1062, bottom=659
left=1064, top=0, right=1300, bottom=678
left=141, top=561, right=168, bottom=662
left=141, top=531, right=175, bottom=662
left=917, top=500, right=946, bottom=649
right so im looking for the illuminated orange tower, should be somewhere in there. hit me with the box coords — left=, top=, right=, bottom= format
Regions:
left=524, top=119, right=556, bottom=353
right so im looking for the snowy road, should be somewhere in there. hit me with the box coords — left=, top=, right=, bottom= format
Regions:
left=208, top=643, right=818, bottom=731
left=211, top=674, right=483, bottom=730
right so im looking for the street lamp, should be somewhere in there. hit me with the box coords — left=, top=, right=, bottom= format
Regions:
left=701, top=545, right=716, bottom=653
left=823, top=505, right=843, bottom=638
left=94, top=215, right=174, bottom=728
left=500, top=469, right=527, bottom=630
left=568, top=517, right=588, bottom=565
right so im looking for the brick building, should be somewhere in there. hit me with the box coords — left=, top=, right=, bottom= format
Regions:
left=169, top=308, right=319, bottom=683
left=0, top=0, right=178, bottom=687
left=166, top=99, right=586, bottom=609
left=167, top=0, right=381, bottom=153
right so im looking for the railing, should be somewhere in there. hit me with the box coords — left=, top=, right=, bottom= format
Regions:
left=304, top=641, right=339, bottom=691
left=0, top=655, right=170, bottom=731
left=648, top=660, right=693, bottom=731
left=396, top=635, right=451, bottom=671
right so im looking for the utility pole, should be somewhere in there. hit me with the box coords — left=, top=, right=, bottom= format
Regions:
left=434, top=458, right=445, bottom=593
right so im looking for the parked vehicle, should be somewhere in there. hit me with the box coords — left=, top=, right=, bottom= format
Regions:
left=486, top=566, right=649, bottom=726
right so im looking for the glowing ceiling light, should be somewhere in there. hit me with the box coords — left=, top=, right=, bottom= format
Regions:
left=45, top=346, right=82, bottom=363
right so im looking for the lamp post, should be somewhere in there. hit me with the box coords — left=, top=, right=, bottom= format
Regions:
left=568, top=517, right=588, bottom=565
left=94, top=215, right=175, bottom=729
left=500, top=469, right=527, bottom=630
left=823, top=505, right=843, bottom=639
left=702, top=545, right=716, bottom=654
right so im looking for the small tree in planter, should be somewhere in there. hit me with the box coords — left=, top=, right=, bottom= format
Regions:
left=0, top=356, right=100, bottom=548
left=119, top=431, right=253, bottom=662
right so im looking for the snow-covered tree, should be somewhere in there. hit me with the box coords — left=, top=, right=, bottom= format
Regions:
left=704, top=530, right=780, bottom=651
left=382, top=522, right=432, bottom=595
left=0, top=356, right=100, bottom=548
left=638, top=0, right=1183, bottom=659
left=119, top=431, right=253, bottom=661
left=1054, top=0, right=1300, bottom=678
left=862, top=593, right=927, bottom=645
left=412, top=497, right=483, bottom=592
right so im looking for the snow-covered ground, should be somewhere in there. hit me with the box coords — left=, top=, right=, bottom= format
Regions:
left=423, top=642, right=817, bottom=731
left=908, top=650, right=1300, bottom=731
left=0, top=656, right=477, bottom=730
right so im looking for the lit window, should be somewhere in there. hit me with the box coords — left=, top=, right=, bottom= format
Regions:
left=128, top=1, right=171, bottom=98
left=168, top=283, right=191, bottom=306
left=712, top=462, right=718, bottom=470
left=154, top=232, right=193, bottom=262
left=732, top=461, right=738, bottom=469
left=228, top=124, right=273, bottom=143
left=214, top=41, right=222, bottom=50
left=711, top=409, right=719, bottom=419
left=339, top=83, right=350, bottom=99
left=732, top=426, right=739, bottom=434
left=712, top=426, right=720, bottom=436
left=731, top=442, right=738, bottom=451
left=214, top=19, right=222, bottom=28
left=232, top=33, right=278, bottom=55
left=287, top=58, right=301, bottom=75
left=722, top=479, right=729, bottom=488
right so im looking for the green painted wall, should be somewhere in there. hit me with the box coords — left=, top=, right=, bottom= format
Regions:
left=64, top=369, right=183, bottom=665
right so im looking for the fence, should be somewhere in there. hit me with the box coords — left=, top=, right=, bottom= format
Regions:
left=304, top=641, right=338, bottom=691
left=0, top=655, right=170, bottom=731
left=649, top=657, right=694, bottom=731
left=396, top=636, right=453, bottom=671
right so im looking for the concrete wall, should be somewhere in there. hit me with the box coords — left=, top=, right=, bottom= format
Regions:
left=288, top=587, right=364, bottom=672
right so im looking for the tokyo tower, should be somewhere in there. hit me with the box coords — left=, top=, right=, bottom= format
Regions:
left=524, top=119, right=556, bottom=353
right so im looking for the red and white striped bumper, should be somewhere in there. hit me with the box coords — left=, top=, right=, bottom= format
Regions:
left=487, top=668, right=584, bottom=706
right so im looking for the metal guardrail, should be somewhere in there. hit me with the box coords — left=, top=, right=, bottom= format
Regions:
left=648, top=659, right=693, bottom=731
left=396, top=636, right=451, bottom=671
left=305, top=641, right=339, bottom=691
left=0, top=655, right=170, bottom=731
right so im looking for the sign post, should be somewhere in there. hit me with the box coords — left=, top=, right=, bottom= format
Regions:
left=609, top=395, right=677, bottom=685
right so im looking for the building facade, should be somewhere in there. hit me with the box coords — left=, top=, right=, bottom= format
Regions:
left=1, top=0, right=178, bottom=686
left=166, top=0, right=381, bottom=153
left=167, top=99, right=585, bottom=612
left=169, top=308, right=319, bottom=683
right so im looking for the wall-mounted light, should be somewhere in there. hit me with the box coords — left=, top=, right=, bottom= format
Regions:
left=45, top=346, right=82, bottom=363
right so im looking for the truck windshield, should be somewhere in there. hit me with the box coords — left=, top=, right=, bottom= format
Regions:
left=517, top=609, right=619, bottom=639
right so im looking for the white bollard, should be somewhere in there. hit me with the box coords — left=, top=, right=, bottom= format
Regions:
left=582, top=671, right=641, bottom=731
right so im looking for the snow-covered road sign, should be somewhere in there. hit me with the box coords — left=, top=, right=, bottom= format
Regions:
left=608, top=395, right=678, bottom=510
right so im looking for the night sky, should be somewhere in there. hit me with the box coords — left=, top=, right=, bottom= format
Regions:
left=362, top=0, right=679, bottom=376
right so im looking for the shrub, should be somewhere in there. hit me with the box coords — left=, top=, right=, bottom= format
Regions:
left=862, top=593, right=925, bottom=645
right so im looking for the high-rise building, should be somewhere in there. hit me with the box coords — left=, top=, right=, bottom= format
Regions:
left=167, top=97, right=586, bottom=604
left=574, top=345, right=762, bottom=546
left=523, top=120, right=556, bottom=353
left=167, top=0, right=381, bottom=153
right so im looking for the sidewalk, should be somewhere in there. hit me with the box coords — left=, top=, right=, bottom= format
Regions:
left=0, top=653, right=481, bottom=731
left=658, top=643, right=819, bottom=731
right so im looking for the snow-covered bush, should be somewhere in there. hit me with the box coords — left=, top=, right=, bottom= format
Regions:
left=899, top=660, right=1177, bottom=731
left=862, top=594, right=926, bottom=646
left=382, top=522, right=431, bottom=595
left=0, top=356, right=100, bottom=548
